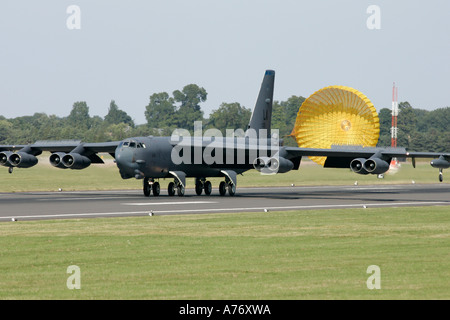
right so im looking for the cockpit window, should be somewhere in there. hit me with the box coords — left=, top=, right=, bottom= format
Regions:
left=122, top=140, right=146, bottom=148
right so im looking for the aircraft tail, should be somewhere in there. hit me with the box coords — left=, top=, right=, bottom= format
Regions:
left=246, top=70, right=275, bottom=138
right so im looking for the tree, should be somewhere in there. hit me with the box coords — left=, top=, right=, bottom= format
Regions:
left=105, top=100, right=134, bottom=127
left=377, top=108, right=392, bottom=147
left=145, top=92, right=176, bottom=129
left=272, top=95, right=305, bottom=146
left=67, top=101, right=91, bottom=130
left=397, top=101, right=417, bottom=148
left=173, top=84, right=206, bottom=131
left=0, top=119, right=13, bottom=144
left=207, top=102, right=251, bottom=134
left=106, top=123, right=131, bottom=141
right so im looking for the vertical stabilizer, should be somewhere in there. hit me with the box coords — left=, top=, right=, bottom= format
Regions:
left=246, top=70, right=275, bottom=138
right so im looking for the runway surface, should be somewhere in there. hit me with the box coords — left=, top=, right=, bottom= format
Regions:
left=0, top=184, right=449, bottom=221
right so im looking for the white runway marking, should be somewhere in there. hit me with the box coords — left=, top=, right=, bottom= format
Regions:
left=37, top=196, right=133, bottom=201
left=143, top=201, right=449, bottom=215
left=121, top=201, right=217, bottom=206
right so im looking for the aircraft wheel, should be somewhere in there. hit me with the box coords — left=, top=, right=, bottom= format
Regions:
left=168, top=182, right=175, bottom=196
left=152, top=182, right=160, bottom=196
left=228, top=183, right=236, bottom=196
left=219, top=181, right=227, bottom=196
left=143, top=178, right=151, bottom=197
left=177, top=185, right=185, bottom=197
left=204, top=181, right=212, bottom=195
left=439, top=172, right=443, bottom=182
left=195, top=181, right=203, bottom=195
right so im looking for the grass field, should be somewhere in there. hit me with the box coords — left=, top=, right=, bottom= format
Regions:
left=0, top=153, right=446, bottom=193
left=0, top=206, right=449, bottom=299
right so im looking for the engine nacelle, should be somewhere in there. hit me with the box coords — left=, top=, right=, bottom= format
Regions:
left=350, top=158, right=369, bottom=175
left=8, top=152, right=38, bottom=168
left=49, top=152, right=69, bottom=169
left=272, top=156, right=294, bottom=173
left=363, top=157, right=390, bottom=174
left=62, top=153, right=91, bottom=170
left=253, top=156, right=294, bottom=174
left=0, top=151, right=13, bottom=167
left=253, top=156, right=272, bottom=172
left=430, top=157, right=450, bottom=169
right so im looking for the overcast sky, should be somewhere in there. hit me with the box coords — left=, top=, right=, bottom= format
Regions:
left=1, top=0, right=449, bottom=124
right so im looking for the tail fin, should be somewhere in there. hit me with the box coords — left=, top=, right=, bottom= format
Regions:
left=246, top=70, right=275, bottom=138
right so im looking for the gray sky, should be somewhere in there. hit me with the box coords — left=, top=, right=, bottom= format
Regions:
left=1, top=0, right=449, bottom=124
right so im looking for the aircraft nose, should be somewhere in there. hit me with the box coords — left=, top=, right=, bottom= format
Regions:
left=115, top=146, right=136, bottom=179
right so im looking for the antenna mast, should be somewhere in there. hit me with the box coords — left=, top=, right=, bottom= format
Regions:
left=391, top=82, right=398, bottom=148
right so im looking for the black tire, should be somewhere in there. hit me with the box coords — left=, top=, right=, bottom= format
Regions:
left=143, top=178, right=151, bottom=197
left=228, top=183, right=236, bottom=196
left=219, top=181, right=226, bottom=196
left=152, top=182, right=160, bottom=196
left=195, top=181, right=203, bottom=195
left=204, top=181, right=212, bottom=195
left=168, top=182, right=175, bottom=196
left=177, top=185, right=185, bottom=197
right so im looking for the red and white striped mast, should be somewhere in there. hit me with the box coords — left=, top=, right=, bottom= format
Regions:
left=390, top=82, right=399, bottom=167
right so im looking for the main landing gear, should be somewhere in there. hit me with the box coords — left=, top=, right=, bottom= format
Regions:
left=143, top=175, right=185, bottom=197
left=195, top=177, right=235, bottom=196
left=143, top=177, right=236, bottom=197
left=195, top=178, right=212, bottom=196
left=168, top=179, right=185, bottom=196
left=219, top=180, right=235, bottom=196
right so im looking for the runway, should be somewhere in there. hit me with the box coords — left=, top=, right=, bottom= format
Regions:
left=0, top=184, right=449, bottom=221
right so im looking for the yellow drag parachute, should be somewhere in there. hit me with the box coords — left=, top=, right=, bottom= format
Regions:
left=292, top=86, right=380, bottom=166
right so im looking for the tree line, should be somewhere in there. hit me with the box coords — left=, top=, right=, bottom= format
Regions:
left=0, top=83, right=448, bottom=152
left=377, top=102, right=449, bottom=152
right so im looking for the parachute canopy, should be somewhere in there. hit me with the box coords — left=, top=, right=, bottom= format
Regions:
left=292, top=86, right=380, bottom=166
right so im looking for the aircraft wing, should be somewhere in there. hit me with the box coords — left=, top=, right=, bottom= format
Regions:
left=284, top=145, right=450, bottom=174
left=0, top=140, right=121, bottom=168
left=284, top=145, right=450, bottom=160
left=0, top=140, right=120, bottom=153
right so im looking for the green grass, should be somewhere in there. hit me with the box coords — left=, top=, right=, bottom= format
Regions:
left=0, top=153, right=446, bottom=193
left=0, top=206, right=449, bottom=299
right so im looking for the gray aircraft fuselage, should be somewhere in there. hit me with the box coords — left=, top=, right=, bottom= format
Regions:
left=115, top=135, right=284, bottom=180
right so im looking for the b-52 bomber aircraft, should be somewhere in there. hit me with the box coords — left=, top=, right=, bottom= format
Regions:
left=1, top=70, right=449, bottom=197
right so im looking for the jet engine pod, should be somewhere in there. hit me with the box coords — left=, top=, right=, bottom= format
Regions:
left=8, top=152, right=38, bottom=168
left=253, top=156, right=293, bottom=174
left=253, top=156, right=277, bottom=174
left=253, top=156, right=271, bottom=171
left=430, top=156, right=450, bottom=169
left=363, top=157, right=390, bottom=174
left=62, top=153, right=91, bottom=169
left=350, top=158, right=369, bottom=175
left=276, top=157, right=294, bottom=173
left=49, top=152, right=69, bottom=169
left=0, top=151, right=13, bottom=166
